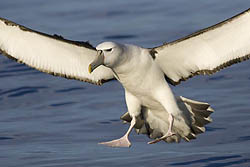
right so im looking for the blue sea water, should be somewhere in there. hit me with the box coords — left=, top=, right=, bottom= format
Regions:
left=0, top=0, right=250, bottom=167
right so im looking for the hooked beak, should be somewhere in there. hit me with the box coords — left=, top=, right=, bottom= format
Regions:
left=88, top=50, right=104, bottom=73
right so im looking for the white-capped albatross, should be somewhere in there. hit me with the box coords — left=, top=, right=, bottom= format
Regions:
left=1, top=8, right=250, bottom=147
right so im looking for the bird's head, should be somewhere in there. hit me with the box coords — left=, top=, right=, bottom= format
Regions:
left=88, top=42, right=124, bottom=73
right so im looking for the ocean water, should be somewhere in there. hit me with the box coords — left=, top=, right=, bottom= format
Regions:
left=0, top=1, right=250, bottom=167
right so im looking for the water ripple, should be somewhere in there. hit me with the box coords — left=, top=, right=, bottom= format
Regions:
left=203, top=158, right=250, bottom=167
left=0, top=86, right=47, bottom=97
left=55, top=87, right=85, bottom=93
left=238, top=136, right=250, bottom=142
left=98, top=119, right=120, bottom=124
left=0, top=137, right=14, bottom=140
left=208, top=75, right=226, bottom=81
left=106, top=10, right=127, bottom=17
left=0, top=67, right=32, bottom=74
left=0, top=71, right=40, bottom=78
left=50, top=101, right=76, bottom=107
left=170, top=155, right=242, bottom=166
left=206, top=127, right=226, bottom=132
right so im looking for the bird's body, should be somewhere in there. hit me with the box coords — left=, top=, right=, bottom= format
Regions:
left=1, top=8, right=250, bottom=147
left=111, top=44, right=167, bottom=110
left=112, top=44, right=179, bottom=116
left=95, top=42, right=212, bottom=146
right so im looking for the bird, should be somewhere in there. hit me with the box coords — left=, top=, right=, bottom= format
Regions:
left=0, top=8, right=250, bottom=148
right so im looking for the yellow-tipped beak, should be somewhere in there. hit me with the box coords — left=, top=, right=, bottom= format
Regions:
left=88, top=50, right=104, bottom=74
left=88, top=64, right=92, bottom=74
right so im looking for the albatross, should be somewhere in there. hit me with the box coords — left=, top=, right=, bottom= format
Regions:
left=0, top=8, right=250, bottom=147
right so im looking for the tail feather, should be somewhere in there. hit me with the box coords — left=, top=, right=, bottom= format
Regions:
left=193, top=115, right=212, bottom=127
left=192, top=107, right=214, bottom=118
left=182, top=96, right=213, bottom=141
left=191, top=126, right=205, bottom=134
left=181, top=97, right=210, bottom=110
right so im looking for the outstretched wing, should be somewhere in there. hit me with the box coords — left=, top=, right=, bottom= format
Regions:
left=0, top=18, right=114, bottom=85
left=153, top=8, right=250, bottom=85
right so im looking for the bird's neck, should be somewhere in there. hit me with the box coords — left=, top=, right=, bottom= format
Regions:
left=112, top=46, right=150, bottom=86
left=113, top=45, right=142, bottom=75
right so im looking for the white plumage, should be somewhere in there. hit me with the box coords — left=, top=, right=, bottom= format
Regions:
left=0, top=8, right=250, bottom=147
left=0, top=18, right=113, bottom=85
left=155, top=10, right=250, bottom=85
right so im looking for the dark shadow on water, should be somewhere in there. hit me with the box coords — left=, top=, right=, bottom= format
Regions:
left=6, top=63, right=26, bottom=68
left=206, top=127, right=226, bottom=132
left=0, top=67, right=33, bottom=74
left=0, top=86, right=47, bottom=97
left=8, top=90, right=37, bottom=97
left=203, top=158, right=250, bottom=167
left=50, top=101, right=76, bottom=107
left=238, top=136, right=250, bottom=142
left=99, top=119, right=120, bottom=124
left=207, top=75, right=226, bottom=81
left=170, top=155, right=242, bottom=166
left=0, top=71, right=40, bottom=78
left=0, top=137, right=14, bottom=140
left=99, top=121, right=111, bottom=124
left=55, top=87, right=85, bottom=93
left=110, top=119, right=120, bottom=122
left=104, top=34, right=137, bottom=40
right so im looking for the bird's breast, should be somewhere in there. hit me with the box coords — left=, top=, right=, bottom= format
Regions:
left=117, top=65, right=166, bottom=110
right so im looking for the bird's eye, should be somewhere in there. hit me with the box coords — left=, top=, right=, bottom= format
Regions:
left=105, top=48, right=112, bottom=52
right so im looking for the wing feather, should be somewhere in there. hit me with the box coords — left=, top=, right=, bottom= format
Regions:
left=154, top=8, right=250, bottom=85
left=0, top=18, right=114, bottom=85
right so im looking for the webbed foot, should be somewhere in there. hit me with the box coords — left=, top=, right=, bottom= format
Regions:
left=99, top=136, right=131, bottom=147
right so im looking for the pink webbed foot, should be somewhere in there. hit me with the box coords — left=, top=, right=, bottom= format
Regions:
left=99, top=136, right=131, bottom=147
left=148, top=131, right=176, bottom=144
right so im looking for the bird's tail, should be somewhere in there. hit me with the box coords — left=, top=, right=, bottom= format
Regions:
left=120, top=96, right=214, bottom=143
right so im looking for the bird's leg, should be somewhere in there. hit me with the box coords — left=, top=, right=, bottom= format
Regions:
left=148, top=113, right=176, bottom=144
left=148, top=85, right=177, bottom=144
left=99, top=116, right=136, bottom=147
